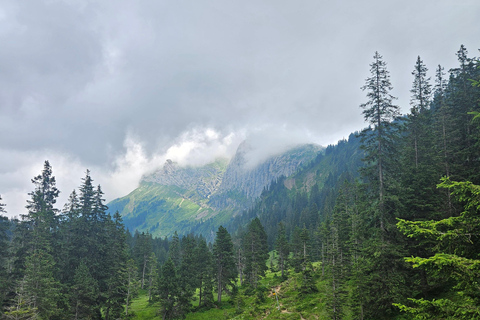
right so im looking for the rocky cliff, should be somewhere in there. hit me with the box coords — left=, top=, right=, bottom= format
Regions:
left=209, top=142, right=322, bottom=210
left=142, top=158, right=228, bottom=199
left=107, top=142, right=323, bottom=237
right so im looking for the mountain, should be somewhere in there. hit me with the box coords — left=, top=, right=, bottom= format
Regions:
left=107, top=143, right=322, bottom=237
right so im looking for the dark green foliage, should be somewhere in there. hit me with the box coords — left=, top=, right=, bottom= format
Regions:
left=0, top=196, right=10, bottom=315
left=396, top=178, right=480, bottom=319
left=132, top=230, right=153, bottom=289
left=243, top=218, right=269, bottom=288
left=71, top=261, right=99, bottom=319
left=124, top=258, right=140, bottom=317
left=359, top=51, right=400, bottom=234
left=158, top=258, right=179, bottom=320
left=275, top=222, right=289, bottom=279
left=213, top=226, right=237, bottom=303
left=194, top=237, right=215, bottom=309
left=1, top=45, right=480, bottom=320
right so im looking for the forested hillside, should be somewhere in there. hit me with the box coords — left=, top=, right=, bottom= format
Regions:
left=0, top=45, right=479, bottom=319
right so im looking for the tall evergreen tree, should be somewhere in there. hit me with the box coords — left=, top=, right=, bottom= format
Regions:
left=0, top=196, right=10, bottom=315
left=195, top=237, right=214, bottom=308
left=104, top=211, right=129, bottom=320
left=124, top=258, right=140, bottom=318
left=409, top=56, right=432, bottom=168
left=71, top=261, right=99, bottom=320
left=275, top=222, right=289, bottom=278
left=23, top=160, right=60, bottom=252
left=213, top=226, right=236, bottom=303
left=158, top=258, right=179, bottom=320
left=8, top=162, right=62, bottom=319
left=243, top=218, right=269, bottom=288
left=359, top=51, right=400, bottom=234
left=396, top=178, right=480, bottom=319
left=133, top=231, right=153, bottom=289
left=168, top=231, right=181, bottom=268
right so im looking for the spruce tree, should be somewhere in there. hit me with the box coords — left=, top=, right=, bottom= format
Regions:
left=243, top=218, right=269, bottom=288
left=104, top=211, right=129, bottom=320
left=213, top=226, right=236, bottom=303
left=359, top=51, right=400, bottom=234
left=396, top=178, right=480, bottom=318
left=168, top=231, right=181, bottom=268
left=125, top=258, right=140, bottom=318
left=133, top=231, right=153, bottom=289
left=8, top=161, right=62, bottom=319
left=359, top=53, right=410, bottom=319
left=0, top=196, right=10, bottom=315
left=71, top=261, right=99, bottom=320
left=275, top=222, right=289, bottom=278
left=158, top=258, right=179, bottom=320
left=409, top=56, right=432, bottom=168
left=177, top=234, right=197, bottom=314
left=195, top=237, right=214, bottom=308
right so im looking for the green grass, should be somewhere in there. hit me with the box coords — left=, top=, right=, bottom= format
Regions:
left=128, top=289, right=162, bottom=319
left=128, top=263, right=333, bottom=320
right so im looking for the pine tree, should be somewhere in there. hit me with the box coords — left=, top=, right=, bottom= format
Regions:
left=195, top=237, right=214, bottom=308
left=359, top=51, right=400, bottom=234
left=125, top=258, right=140, bottom=318
left=158, top=258, right=179, bottom=320
left=396, top=178, right=480, bottom=318
left=168, top=231, right=181, bottom=268
left=275, top=222, right=289, bottom=279
left=104, top=211, right=129, bottom=320
left=56, top=190, right=81, bottom=285
left=71, top=261, right=99, bottom=320
left=22, top=249, right=61, bottom=319
left=400, top=57, right=441, bottom=221
left=146, top=252, right=159, bottom=302
left=8, top=162, right=62, bottom=319
left=213, top=226, right=236, bottom=303
left=0, top=196, right=10, bottom=315
left=23, top=160, right=60, bottom=253
left=3, top=278, right=39, bottom=320
left=177, top=234, right=197, bottom=315
left=409, top=56, right=432, bottom=168
left=243, top=218, right=269, bottom=288
left=133, top=231, right=152, bottom=289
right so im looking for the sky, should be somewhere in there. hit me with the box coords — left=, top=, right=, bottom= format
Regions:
left=1, top=0, right=479, bottom=218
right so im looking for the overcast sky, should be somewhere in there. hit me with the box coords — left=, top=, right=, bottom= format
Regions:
left=1, top=0, right=479, bottom=217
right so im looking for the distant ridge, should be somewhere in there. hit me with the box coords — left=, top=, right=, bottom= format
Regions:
left=107, top=142, right=322, bottom=237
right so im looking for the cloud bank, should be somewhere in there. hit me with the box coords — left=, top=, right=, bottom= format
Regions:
left=1, top=0, right=479, bottom=217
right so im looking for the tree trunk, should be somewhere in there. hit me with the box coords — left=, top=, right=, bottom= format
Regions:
left=217, top=265, right=222, bottom=303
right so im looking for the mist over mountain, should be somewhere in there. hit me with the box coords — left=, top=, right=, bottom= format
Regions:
left=107, top=141, right=322, bottom=237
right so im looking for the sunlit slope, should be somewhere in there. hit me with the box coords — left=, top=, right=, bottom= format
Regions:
left=107, top=144, right=322, bottom=238
left=107, top=182, right=218, bottom=236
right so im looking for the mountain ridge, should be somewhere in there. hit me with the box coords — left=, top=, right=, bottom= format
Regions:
left=107, top=142, right=322, bottom=237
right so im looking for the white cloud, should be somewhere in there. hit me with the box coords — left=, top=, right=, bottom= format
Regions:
left=1, top=0, right=479, bottom=217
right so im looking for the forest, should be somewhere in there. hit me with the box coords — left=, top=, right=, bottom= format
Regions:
left=0, top=44, right=480, bottom=319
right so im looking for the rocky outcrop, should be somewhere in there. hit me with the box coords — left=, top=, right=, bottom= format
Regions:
left=141, top=158, right=228, bottom=199
left=209, top=142, right=322, bottom=209
left=108, top=141, right=323, bottom=238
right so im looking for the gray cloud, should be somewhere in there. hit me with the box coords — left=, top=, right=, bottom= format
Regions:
left=1, top=0, right=479, bottom=217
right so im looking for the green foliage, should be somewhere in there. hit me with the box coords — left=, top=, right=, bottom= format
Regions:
left=71, top=260, right=99, bottom=319
left=243, top=218, right=269, bottom=288
left=213, top=226, right=237, bottom=303
left=396, top=178, right=480, bottom=319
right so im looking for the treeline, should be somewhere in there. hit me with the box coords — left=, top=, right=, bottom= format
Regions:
left=317, top=46, right=480, bottom=319
left=230, top=45, right=480, bottom=319
left=0, top=165, right=273, bottom=320
left=1, top=44, right=479, bottom=320
left=0, top=165, right=130, bottom=319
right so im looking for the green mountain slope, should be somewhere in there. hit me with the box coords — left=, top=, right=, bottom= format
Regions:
left=107, top=144, right=322, bottom=238
left=107, top=159, right=228, bottom=236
